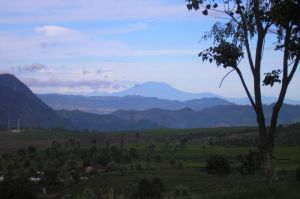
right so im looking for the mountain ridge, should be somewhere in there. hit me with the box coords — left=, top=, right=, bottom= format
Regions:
left=112, top=104, right=300, bottom=128
left=2, top=74, right=300, bottom=132
left=86, top=81, right=300, bottom=105
left=38, top=94, right=235, bottom=114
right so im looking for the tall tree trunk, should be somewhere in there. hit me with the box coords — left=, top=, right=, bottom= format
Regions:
left=256, top=110, right=273, bottom=178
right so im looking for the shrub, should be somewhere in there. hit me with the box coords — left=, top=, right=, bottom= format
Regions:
left=152, top=178, right=164, bottom=195
left=0, top=177, right=37, bottom=199
left=169, top=158, right=176, bottom=167
left=136, top=163, right=143, bottom=171
left=174, top=185, right=190, bottom=197
left=177, top=161, right=184, bottom=169
left=27, top=145, right=36, bottom=154
left=154, top=154, right=162, bottom=163
left=206, top=154, right=231, bottom=175
left=237, top=150, right=262, bottom=175
left=131, top=178, right=164, bottom=199
left=296, top=167, right=300, bottom=181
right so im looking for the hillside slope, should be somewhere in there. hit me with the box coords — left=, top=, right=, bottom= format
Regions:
left=58, top=110, right=159, bottom=131
left=0, top=74, right=69, bottom=129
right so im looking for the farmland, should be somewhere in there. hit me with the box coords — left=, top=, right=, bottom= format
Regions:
left=0, top=124, right=300, bottom=198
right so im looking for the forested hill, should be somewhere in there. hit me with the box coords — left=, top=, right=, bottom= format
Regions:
left=112, top=104, right=300, bottom=128
left=0, top=74, right=69, bottom=129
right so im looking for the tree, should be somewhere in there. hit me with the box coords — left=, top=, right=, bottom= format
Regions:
left=27, top=145, right=36, bottom=154
left=135, top=132, right=140, bottom=146
left=0, top=177, right=38, bottom=199
left=17, top=148, right=26, bottom=157
left=186, top=0, right=299, bottom=177
left=131, top=178, right=164, bottom=199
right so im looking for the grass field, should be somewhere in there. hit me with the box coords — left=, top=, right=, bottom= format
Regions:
left=0, top=125, right=300, bottom=198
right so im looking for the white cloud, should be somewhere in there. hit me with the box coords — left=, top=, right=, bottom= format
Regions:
left=35, top=25, right=78, bottom=37
left=23, top=77, right=134, bottom=94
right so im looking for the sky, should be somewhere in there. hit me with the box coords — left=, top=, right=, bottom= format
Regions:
left=0, top=0, right=299, bottom=99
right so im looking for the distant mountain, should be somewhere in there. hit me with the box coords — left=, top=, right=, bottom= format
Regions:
left=0, top=74, right=70, bottom=129
left=112, top=104, right=300, bottom=128
left=227, top=96, right=300, bottom=105
left=87, top=81, right=300, bottom=105
left=38, top=94, right=234, bottom=114
left=110, top=81, right=219, bottom=101
left=2, top=75, right=299, bottom=132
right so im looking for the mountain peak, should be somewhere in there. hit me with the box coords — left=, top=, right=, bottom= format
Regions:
left=0, top=73, right=19, bottom=85
left=0, top=74, right=69, bottom=129
left=0, top=73, right=33, bottom=96
left=134, top=81, right=174, bottom=88
left=114, top=81, right=218, bottom=101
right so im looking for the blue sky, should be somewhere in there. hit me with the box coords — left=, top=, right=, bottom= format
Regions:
left=0, top=0, right=299, bottom=99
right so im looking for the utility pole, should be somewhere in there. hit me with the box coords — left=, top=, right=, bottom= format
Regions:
left=17, top=118, right=20, bottom=133
left=130, top=110, right=135, bottom=124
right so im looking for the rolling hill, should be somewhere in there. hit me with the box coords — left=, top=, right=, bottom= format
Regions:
left=58, top=110, right=159, bottom=131
left=38, top=94, right=234, bottom=114
left=112, top=104, right=300, bottom=128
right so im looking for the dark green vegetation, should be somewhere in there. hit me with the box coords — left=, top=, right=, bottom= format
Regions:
left=58, top=110, right=159, bottom=132
left=0, top=124, right=300, bottom=198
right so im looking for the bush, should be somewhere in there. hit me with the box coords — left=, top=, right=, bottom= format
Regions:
left=0, top=177, right=37, bottom=199
left=206, top=154, right=231, bottom=175
left=169, top=158, right=176, bottom=167
left=27, top=145, right=36, bottom=154
left=296, top=167, right=300, bottom=181
left=177, top=161, right=184, bottom=169
left=237, top=150, right=262, bottom=175
left=136, top=163, right=143, bottom=171
left=174, top=185, right=190, bottom=197
left=131, top=178, right=164, bottom=199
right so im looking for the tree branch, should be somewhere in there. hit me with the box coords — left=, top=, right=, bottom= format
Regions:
left=283, top=26, right=292, bottom=79
left=288, top=57, right=299, bottom=84
left=219, top=69, right=235, bottom=88
left=234, top=67, right=256, bottom=109
left=235, top=0, right=255, bottom=75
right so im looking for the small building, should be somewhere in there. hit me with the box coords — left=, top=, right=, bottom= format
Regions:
left=85, top=166, right=94, bottom=174
left=80, top=176, right=88, bottom=181
left=29, top=176, right=42, bottom=182
left=94, top=164, right=106, bottom=173
left=85, top=164, right=106, bottom=174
